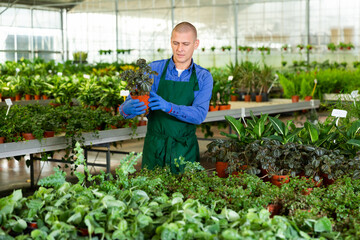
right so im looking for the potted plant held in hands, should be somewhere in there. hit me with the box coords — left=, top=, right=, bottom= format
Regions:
left=121, top=58, right=157, bottom=110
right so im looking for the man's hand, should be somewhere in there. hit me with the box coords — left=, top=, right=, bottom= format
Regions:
left=120, top=97, right=146, bottom=116
left=148, top=92, right=172, bottom=112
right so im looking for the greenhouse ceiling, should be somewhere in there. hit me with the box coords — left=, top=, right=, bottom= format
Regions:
left=0, top=0, right=84, bottom=10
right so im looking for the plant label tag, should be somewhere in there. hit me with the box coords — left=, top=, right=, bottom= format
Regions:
left=5, top=98, right=13, bottom=106
left=57, top=72, right=63, bottom=76
left=228, top=76, right=233, bottom=81
left=331, top=109, right=347, bottom=118
left=351, top=90, right=359, bottom=98
left=83, top=74, right=90, bottom=79
left=120, top=90, right=130, bottom=97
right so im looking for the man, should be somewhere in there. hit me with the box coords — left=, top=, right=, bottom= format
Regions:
left=120, top=22, right=213, bottom=173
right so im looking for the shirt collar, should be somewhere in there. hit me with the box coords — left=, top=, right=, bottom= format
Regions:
left=169, top=56, right=194, bottom=72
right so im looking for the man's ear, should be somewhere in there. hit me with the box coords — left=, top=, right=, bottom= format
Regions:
left=194, top=39, right=200, bottom=49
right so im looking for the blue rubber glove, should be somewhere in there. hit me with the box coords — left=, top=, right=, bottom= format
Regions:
left=120, top=97, right=146, bottom=116
left=148, top=92, right=172, bottom=112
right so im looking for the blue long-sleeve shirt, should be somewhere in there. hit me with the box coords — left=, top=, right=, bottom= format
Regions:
left=120, top=57, right=213, bottom=125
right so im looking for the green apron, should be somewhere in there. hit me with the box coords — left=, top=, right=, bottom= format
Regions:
left=142, top=59, right=200, bottom=173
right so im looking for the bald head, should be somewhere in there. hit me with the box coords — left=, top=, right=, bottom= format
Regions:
left=172, top=22, right=197, bottom=41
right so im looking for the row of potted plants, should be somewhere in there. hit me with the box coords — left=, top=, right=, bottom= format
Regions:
left=209, top=61, right=274, bottom=108
left=206, top=112, right=360, bottom=184
left=0, top=104, right=138, bottom=144
left=200, top=42, right=355, bottom=53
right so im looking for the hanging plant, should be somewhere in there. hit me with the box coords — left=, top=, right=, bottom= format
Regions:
left=297, top=44, right=304, bottom=51
left=246, top=46, right=254, bottom=52
left=201, top=47, right=205, bottom=52
left=281, top=44, right=288, bottom=51
left=346, top=43, right=355, bottom=50
left=338, top=42, right=347, bottom=50
left=258, top=46, right=271, bottom=55
left=210, top=46, right=216, bottom=52
left=327, top=43, right=337, bottom=52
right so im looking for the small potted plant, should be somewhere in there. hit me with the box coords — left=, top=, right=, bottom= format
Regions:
left=120, top=58, right=157, bottom=110
left=206, top=139, right=240, bottom=178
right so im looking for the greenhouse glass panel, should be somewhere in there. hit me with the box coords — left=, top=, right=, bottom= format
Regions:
left=33, top=9, right=61, bottom=29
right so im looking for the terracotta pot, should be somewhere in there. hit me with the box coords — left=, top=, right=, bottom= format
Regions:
left=15, top=94, right=22, bottom=101
left=270, top=175, right=290, bottom=187
left=10, top=97, right=15, bottom=101
left=44, top=131, right=55, bottom=138
left=219, top=104, right=231, bottom=110
left=22, top=133, right=35, bottom=140
left=0, top=136, right=4, bottom=144
left=209, top=105, right=219, bottom=111
left=255, top=95, right=262, bottom=102
left=137, top=120, right=147, bottom=126
left=109, top=125, right=117, bottom=129
left=42, top=95, right=49, bottom=100
left=267, top=203, right=282, bottom=218
left=230, top=95, right=238, bottom=101
left=34, top=95, right=41, bottom=100
left=215, top=161, right=229, bottom=178
left=27, top=222, right=38, bottom=229
left=131, top=94, right=150, bottom=110
left=291, top=95, right=299, bottom=103
left=304, top=96, right=312, bottom=101
left=89, top=105, right=98, bottom=110
left=244, top=95, right=251, bottom=102
left=25, top=94, right=32, bottom=100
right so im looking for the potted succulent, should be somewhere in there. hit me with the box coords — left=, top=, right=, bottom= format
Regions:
left=120, top=58, right=157, bottom=110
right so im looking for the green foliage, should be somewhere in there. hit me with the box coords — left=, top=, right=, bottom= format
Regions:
left=38, top=167, right=66, bottom=188
left=121, top=58, right=157, bottom=96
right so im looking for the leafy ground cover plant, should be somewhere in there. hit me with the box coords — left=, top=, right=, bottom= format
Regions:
left=0, top=143, right=344, bottom=239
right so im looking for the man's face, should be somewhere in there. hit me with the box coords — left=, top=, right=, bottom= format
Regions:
left=171, top=30, right=199, bottom=68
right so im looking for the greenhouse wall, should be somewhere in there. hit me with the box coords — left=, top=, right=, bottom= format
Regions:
left=1, top=0, right=360, bottom=68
